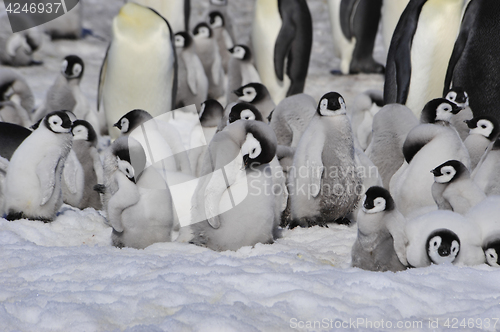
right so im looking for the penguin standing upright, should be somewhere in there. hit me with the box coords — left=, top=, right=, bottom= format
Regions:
left=192, top=23, right=225, bottom=103
left=3, top=111, right=73, bottom=222
left=327, top=0, right=385, bottom=75
left=351, top=186, right=408, bottom=272
left=225, top=45, right=261, bottom=105
left=208, top=0, right=235, bottom=44
left=188, top=120, right=281, bottom=251
left=174, top=32, right=209, bottom=109
left=71, top=120, right=103, bottom=210
left=208, top=11, right=233, bottom=73
left=384, top=0, right=465, bottom=117
left=35, top=55, right=100, bottom=133
left=251, top=0, right=312, bottom=103
left=381, top=0, right=410, bottom=56
left=288, top=92, right=362, bottom=228
left=98, top=3, right=177, bottom=139
left=444, top=0, right=500, bottom=119
left=104, top=136, right=175, bottom=249
left=126, top=0, right=190, bottom=33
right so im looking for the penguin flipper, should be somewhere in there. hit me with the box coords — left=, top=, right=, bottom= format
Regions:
left=273, top=17, right=296, bottom=81
left=182, top=52, right=198, bottom=95
left=339, top=0, right=358, bottom=40
left=97, top=44, right=110, bottom=112
left=443, top=0, right=479, bottom=93
left=90, top=147, right=104, bottom=184
left=36, top=155, right=61, bottom=206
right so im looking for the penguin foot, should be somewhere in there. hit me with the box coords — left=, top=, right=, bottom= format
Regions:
left=288, top=218, right=309, bottom=229
left=330, top=69, right=344, bottom=76
left=332, top=217, right=353, bottom=225
left=349, top=60, right=385, bottom=75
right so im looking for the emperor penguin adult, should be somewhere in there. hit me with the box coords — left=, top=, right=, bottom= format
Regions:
left=192, top=22, right=225, bottom=102
left=365, top=104, right=419, bottom=189
left=384, top=0, right=465, bottom=117
left=35, top=55, right=100, bottom=133
left=405, top=210, right=485, bottom=267
left=444, top=0, right=500, bottom=119
left=389, top=98, right=470, bottom=218
left=0, top=12, right=43, bottom=67
left=104, top=136, right=175, bottom=249
left=3, top=111, right=73, bottom=222
left=174, top=32, right=209, bottom=109
left=208, top=10, right=233, bottom=74
left=381, top=0, right=410, bottom=56
left=327, top=0, right=385, bottom=75
left=444, top=87, right=474, bottom=141
left=126, top=0, right=190, bottom=33
left=225, top=45, right=261, bottom=105
left=463, top=116, right=499, bottom=171
left=288, top=92, right=362, bottom=228
left=98, top=3, right=178, bottom=139
left=187, top=120, right=282, bottom=251
left=251, top=0, right=313, bottom=103
left=431, top=160, right=485, bottom=215
left=351, top=186, right=408, bottom=272
left=233, top=83, right=275, bottom=123
left=70, top=120, right=103, bottom=210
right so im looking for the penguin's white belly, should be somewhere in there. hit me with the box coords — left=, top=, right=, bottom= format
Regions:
left=405, top=0, right=463, bottom=116
left=406, top=210, right=484, bottom=267
left=381, top=0, right=409, bottom=56
left=327, top=0, right=356, bottom=74
left=103, top=38, right=174, bottom=138
left=252, top=0, right=290, bottom=104
left=127, top=0, right=185, bottom=33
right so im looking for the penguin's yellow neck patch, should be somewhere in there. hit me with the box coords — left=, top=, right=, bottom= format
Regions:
left=116, top=3, right=167, bottom=38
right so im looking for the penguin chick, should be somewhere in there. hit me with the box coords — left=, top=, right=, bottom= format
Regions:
left=473, top=138, right=500, bottom=196
left=351, top=186, right=408, bottom=272
left=465, top=196, right=500, bottom=267
left=463, top=116, right=500, bottom=171
left=405, top=210, right=484, bottom=267
left=70, top=120, right=104, bottom=210
left=188, top=120, right=280, bottom=251
left=226, top=44, right=261, bottom=104
left=0, top=122, right=32, bottom=160
left=444, top=87, right=474, bottom=141
left=419, top=98, right=463, bottom=125
left=208, top=10, right=233, bottom=73
left=349, top=89, right=384, bottom=150
left=431, top=160, right=485, bottom=215
left=233, top=83, right=275, bottom=123
left=288, top=92, right=362, bottom=228
left=114, top=109, right=192, bottom=178
left=174, top=32, right=209, bottom=109
left=106, top=136, right=175, bottom=249
left=0, top=12, right=43, bottom=66
left=227, top=102, right=263, bottom=124
left=0, top=67, right=35, bottom=120
left=365, top=104, right=419, bottom=189
left=4, top=111, right=73, bottom=222
left=192, top=22, right=225, bottom=102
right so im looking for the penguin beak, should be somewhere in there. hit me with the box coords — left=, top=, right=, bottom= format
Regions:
left=243, top=154, right=251, bottom=168
left=233, top=89, right=243, bottom=97
left=113, top=121, right=121, bottom=129
left=62, top=117, right=72, bottom=129
left=464, top=119, right=474, bottom=128
left=450, top=103, right=464, bottom=114
left=430, top=168, right=440, bottom=176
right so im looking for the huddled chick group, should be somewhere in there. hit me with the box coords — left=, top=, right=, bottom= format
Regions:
left=1, top=0, right=500, bottom=273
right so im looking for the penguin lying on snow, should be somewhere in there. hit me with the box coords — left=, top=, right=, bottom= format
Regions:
left=103, top=136, right=175, bottom=249
left=187, top=120, right=282, bottom=251
left=4, top=111, right=73, bottom=222
left=405, top=210, right=485, bottom=267
left=351, top=186, right=408, bottom=272
left=289, top=92, right=362, bottom=228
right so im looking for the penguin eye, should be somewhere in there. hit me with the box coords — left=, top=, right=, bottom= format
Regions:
left=446, top=92, right=457, bottom=101
left=320, top=99, right=328, bottom=110
left=72, top=63, right=82, bottom=77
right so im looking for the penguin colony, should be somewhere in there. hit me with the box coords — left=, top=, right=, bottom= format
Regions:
left=1, top=0, right=500, bottom=271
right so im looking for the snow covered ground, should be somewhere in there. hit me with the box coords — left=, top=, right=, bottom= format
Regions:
left=1, top=0, right=500, bottom=331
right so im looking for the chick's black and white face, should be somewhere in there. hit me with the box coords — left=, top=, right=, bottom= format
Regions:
left=435, top=102, right=457, bottom=122
left=117, top=158, right=135, bottom=182
left=72, top=124, right=88, bottom=141
left=485, top=247, right=500, bottom=267
left=433, top=165, right=457, bottom=184
left=238, top=87, right=257, bottom=103
left=194, top=25, right=211, bottom=38
left=46, top=113, right=72, bottom=133
left=119, top=118, right=129, bottom=134
left=210, top=14, right=224, bottom=28
left=470, top=119, right=494, bottom=138
left=232, top=46, right=246, bottom=60
left=318, top=93, right=346, bottom=116
left=427, top=231, right=460, bottom=264
left=445, top=90, right=469, bottom=107
left=175, top=34, right=185, bottom=48
left=61, top=57, right=83, bottom=79
left=362, top=196, right=386, bottom=214
left=241, top=132, right=262, bottom=166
